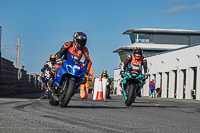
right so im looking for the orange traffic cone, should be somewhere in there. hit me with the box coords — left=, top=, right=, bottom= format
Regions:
left=92, top=90, right=94, bottom=94
left=95, top=75, right=104, bottom=100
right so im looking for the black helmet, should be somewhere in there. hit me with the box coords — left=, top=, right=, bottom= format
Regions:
left=73, top=32, right=87, bottom=49
left=133, top=47, right=143, bottom=60
left=133, top=47, right=142, bottom=55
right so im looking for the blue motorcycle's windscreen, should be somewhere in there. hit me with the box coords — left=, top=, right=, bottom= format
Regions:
left=64, top=53, right=87, bottom=75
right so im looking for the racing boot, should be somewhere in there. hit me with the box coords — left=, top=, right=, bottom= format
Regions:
left=137, top=91, right=142, bottom=98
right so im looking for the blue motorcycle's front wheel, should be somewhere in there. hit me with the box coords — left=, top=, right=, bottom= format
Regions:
left=59, top=79, right=76, bottom=108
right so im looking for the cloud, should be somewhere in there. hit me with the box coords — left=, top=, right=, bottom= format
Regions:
left=166, top=0, right=193, bottom=7
left=164, top=1, right=200, bottom=15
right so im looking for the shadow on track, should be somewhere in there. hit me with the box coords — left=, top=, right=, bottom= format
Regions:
left=0, top=92, right=46, bottom=99
left=66, top=105, right=126, bottom=109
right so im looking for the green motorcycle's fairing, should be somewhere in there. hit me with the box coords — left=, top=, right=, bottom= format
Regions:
left=122, top=71, right=144, bottom=101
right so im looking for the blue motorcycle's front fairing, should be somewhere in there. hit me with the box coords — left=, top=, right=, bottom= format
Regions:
left=54, top=53, right=87, bottom=88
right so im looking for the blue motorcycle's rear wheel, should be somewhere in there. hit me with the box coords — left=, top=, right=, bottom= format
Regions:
left=125, top=83, right=136, bottom=106
left=59, top=79, right=76, bottom=108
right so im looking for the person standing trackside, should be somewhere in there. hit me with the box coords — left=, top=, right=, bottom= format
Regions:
left=149, top=79, right=155, bottom=99
left=80, top=66, right=94, bottom=99
left=18, top=65, right=25, bottom=79
left=99, top=69, right=111, bottom=99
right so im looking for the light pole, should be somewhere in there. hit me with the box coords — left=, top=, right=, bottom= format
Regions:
left=17, top=36, right=20, bottom=68
left=0, top=26, right=2, bottom=81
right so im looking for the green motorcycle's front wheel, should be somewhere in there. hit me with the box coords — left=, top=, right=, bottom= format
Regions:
left=125, top=83, right=137, bottom=106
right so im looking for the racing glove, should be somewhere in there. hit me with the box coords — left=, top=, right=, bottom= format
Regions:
left=85, top=70, right=89, bottom=76
left=120, top=71, right=124, bottom=78
left=56, top=59, right=63, bottom=65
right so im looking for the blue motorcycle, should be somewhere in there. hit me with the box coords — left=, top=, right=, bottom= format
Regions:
left=122, top=61, right=146, bottom=106
left=49, top=53, right=87, bottom=107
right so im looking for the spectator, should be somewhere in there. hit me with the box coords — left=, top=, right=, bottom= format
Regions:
left=34, top=73, right=37, bottom=79
left=80, top=66, right=94, bottom=99
left=114, top=87, right=117, bottom=95
left=18, top=65, right=25, bottom=79
left=21, top=65, right=25, bottom=71
left=149, top=79, right=155, bottom=99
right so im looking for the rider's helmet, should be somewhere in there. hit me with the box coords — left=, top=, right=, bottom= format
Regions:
left=73, top=32, right=87, bottom=49
left=133, top=47, right=143, bottom=60
left=50, top=54, right=56, bottom=64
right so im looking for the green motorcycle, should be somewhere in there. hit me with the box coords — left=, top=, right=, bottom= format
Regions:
left=121, top=61, right=146, bottom=106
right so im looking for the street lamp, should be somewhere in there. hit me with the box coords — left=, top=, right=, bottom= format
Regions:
left=0, top=26, right=2, bottom=81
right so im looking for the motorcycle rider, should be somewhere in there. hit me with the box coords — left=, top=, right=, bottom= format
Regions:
left=99, top=69, right=111, bottom=99
left=80, top=66, right=94, bottom=99
left=41, top=54, right=56, bottom=94
left=123, top=47, right=148, bottom=97
left=51, top=32, right=92, bottom=76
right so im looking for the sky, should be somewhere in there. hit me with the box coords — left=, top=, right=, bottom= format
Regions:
left=1, top=0, right=200, bottom=78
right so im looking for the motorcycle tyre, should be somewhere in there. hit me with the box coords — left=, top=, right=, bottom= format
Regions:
left=47, top=87, right=51, bottom=99
left=49, top=90, right=59, bottom=106
left=59, top=79, right=76, bottom=108
left=125, top=83, right=136, bottom=106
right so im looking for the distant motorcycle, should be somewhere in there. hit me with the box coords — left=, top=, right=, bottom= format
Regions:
left=49, top=53, right=87, bottom=107
left=43, top=68, right=51, bottom=99
left=105, top=78, right=111, bottom=99
left=122, top=61, right=146, bottom=106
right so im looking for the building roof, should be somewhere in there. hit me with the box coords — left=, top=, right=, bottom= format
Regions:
left=150, top=43, right=200, bottom=57
left=113, top=43, right=188, bottom=53
left=123, top=28, right=200, bottom=35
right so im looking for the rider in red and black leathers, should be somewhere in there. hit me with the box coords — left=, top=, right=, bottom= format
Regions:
left=51, top=32, right=92, bottom=76
left=123, top=47, right=148, bottom=97
left=123, top=48, right=147, bottom=74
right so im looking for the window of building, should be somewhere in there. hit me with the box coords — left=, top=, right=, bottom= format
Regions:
left=130, top=33, right=135, bottom=43
left=131, top=33, right=154, bottom=43
left=138, top=34, right=146, bottom=42
left=119, top=53, right=127, bottom=62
